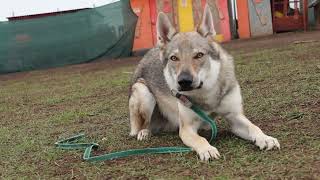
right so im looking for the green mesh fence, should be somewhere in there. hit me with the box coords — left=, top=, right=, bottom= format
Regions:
left=0, top=0, right=137, bottom=74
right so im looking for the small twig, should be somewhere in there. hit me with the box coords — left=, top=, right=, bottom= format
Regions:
left=293, top=40, right=318, bottom=44
left=54, top=162, right=60, bottom=166
left=71, top=169, right=74, bottom=179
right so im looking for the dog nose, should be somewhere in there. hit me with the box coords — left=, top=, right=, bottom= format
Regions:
left=178, top=72, right=193, bottom=90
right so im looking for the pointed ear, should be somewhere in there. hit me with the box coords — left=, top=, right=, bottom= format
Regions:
left=197, top=4, right=216, bottom=37
left=157, top=12, right=177, bottom=46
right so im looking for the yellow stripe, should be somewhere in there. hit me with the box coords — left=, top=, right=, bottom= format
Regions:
left=178, top=0, right=194, bottom=32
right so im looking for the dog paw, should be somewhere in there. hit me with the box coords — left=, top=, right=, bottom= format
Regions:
left=196, top=145, right=220, bottom=161
left=137, top=129, right=150, bottom=141
left=254, top=134, right=280, bottom=150
left=129, top=131, right=138, bottom=137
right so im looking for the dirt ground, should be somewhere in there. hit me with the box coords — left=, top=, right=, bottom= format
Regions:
left=222, top=30, right=320, bottom=51
left=1, top=31, right=319, bottom=82
left=0, top=31, right=319, bottom=179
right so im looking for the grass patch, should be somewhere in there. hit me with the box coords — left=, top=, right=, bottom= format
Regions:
left=0, top=42, right=319, bottom=179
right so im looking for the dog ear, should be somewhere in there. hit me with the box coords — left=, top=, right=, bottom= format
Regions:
left=157, top=12, right=177, bottom=46
left=197, top=4, right=216, bottom=37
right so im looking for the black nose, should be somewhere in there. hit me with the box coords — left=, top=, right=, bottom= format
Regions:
left=178, top=72, right=193, bottom=90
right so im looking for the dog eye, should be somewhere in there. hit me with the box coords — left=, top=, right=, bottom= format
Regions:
left=194, top=52, right=204, bottom=59
left=170, top=56, right=179, bottom=61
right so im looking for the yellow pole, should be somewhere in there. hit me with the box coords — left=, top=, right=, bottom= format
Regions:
left=178, top=0, right=195, bottom=32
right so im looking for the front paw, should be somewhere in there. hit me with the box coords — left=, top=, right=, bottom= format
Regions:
left=196, top=145, right=220, bottom=161
left=254, top=134, right=280, bottom=150
left=137, top=129, right=150, bottom=141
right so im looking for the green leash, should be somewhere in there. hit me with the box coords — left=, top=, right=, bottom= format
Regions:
left=55, top=91, right=217, bottom=162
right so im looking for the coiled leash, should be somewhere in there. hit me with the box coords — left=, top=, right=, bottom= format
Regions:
left=55, top=90, right=217, bottom=162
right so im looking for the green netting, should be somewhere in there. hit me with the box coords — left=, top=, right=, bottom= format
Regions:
left=0, top=0, right=137, bottom=74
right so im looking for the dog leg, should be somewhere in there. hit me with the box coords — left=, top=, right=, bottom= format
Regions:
left=225, top=113, right=280, bottom=150
left=218, top=85, right=280, bottom=150
left=129, top=80, right=155, bottom=140
left=178, top=103, right=220, bottom=161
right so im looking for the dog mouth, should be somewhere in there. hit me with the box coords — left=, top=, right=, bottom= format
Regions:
left=178, top=81, right=203, bottom=92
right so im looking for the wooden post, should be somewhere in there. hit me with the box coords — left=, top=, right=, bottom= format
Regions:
left=317, top=5, right=320, bottom=28
left=149, top=0, right=157, bottom=45
left=303, top=0, right=308, bottom=31
left=284, top=0, right=288, bottom=17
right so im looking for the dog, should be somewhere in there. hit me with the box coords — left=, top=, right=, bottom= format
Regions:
left=128, top=5, right=280, bottom=161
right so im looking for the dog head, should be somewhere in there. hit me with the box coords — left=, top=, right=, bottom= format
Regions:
left=157, top=5, right=222, bottom=92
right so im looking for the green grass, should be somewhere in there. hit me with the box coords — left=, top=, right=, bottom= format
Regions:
left=0, top=42, right=319, bottom=179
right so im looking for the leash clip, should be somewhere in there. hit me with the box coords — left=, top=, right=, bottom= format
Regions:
left=171, top=89, right=192, bottom=108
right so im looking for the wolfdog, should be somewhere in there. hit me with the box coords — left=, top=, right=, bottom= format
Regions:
left=128, top=5, right=280, bottom=161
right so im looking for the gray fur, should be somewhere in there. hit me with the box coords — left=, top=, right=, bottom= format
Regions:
left=129, top=6, right=280, bottom=159
left=129, top=32, right=238, bottom=132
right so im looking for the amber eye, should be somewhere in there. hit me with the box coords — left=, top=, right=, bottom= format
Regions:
left=194, top=52, right=204, bottom=59
left=170, top=56, right=179, bottom=61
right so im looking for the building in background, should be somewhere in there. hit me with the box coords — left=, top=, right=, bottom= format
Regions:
left=131, top=0, right=312, bottom=52
left=1, top=0, right=315, bottom=54
left=272, top=0, right=308, bottom=32
left=130, top=0, right=232, bottom=52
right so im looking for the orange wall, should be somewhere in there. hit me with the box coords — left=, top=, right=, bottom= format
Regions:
left=218, top=0, right=231, bottom=41
left=131, top=0, right=234, bottom=51
left=131, top=0, right=155, bottom=50
left=201, top=0, right=231, bottom=42
left=237, top=0, right=250, bottom=38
